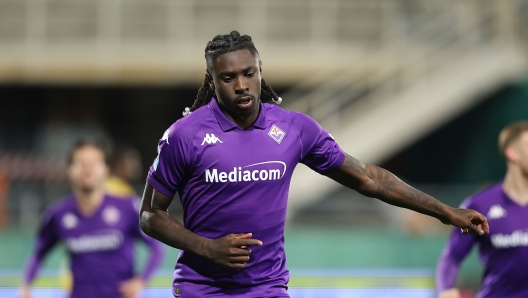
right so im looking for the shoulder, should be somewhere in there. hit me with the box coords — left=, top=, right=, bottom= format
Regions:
left=41, top=195, right=75, bottom=224
left=263, top=104, right=320, bottom=130
left=460, top=182, right=503, bottom=210
left=46, top=196, right=75, bottom=215
left=105, top=194, right=138, bottom=208
left=162, top=105, right=214, bottom=141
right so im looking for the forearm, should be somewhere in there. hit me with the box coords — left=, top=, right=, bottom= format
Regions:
left=139, top=239, right=165, bottom=281
left=360, top=164, right=451, bottom=222
left=436, top=251, right=461, bottom=292
left=22, top=254, right=41, bottom=286
left=140, top=209, right=211, bottom=258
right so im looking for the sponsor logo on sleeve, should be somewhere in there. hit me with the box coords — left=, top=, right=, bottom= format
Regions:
left=161, top=129, right=170, bottom=144
left=153, top=129, right=170, bottom=171
left=268, top=124, right=286, bottom=144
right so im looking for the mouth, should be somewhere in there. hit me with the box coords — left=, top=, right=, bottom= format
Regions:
left=236, top=96, right=253, bottom=109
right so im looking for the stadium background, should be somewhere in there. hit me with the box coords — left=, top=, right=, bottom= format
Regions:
left=1, top=0, right=528, bottom=297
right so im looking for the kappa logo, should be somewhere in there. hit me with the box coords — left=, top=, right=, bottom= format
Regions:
left=161, top=129, right=170, bottom=144
left=268, top=124, right=286, bottom=144
left=487, top=204, right=507, bottom=220
left=201, top=133, right=223, bottom=145
left=62, top=213, right=78, bottom=229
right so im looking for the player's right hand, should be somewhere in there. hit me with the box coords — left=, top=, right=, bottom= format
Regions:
left=205, top=233, right=263, bottom=269
left=438, top=288, right=460, bottom=298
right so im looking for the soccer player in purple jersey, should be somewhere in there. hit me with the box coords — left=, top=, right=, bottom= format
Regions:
left=436, top=121, right=528, bottom=298
left=139, top=31, right=489, bottom=298
left=21, top=139, right=164, bottom=298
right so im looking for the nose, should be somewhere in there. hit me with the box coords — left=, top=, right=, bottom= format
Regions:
left=234, top=77, right=248, bottom=94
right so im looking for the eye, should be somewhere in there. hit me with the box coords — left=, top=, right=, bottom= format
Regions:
left=223, top=77, right=233, bottom=83
left=246, top=72, right=255, bottom=77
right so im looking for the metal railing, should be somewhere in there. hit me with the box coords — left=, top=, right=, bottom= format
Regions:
left=4, top=0, right=508, bottom=84
left=282, top=0, right=528, bottom=129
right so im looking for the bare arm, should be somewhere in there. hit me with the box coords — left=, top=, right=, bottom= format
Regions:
left=139, top=183, right=262, bottom=268
left=139, top=183, right=210, bottom=255
left=326, top=153, right=489, bottom=235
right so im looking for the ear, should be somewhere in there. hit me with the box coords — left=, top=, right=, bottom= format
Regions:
left=504, top=145, right=519, bottom=163
left=259, top=60, right=263, bottom=74
left=206, top=70, right=215, bottom=90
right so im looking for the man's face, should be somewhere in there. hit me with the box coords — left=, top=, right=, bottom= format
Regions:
left=68, top=145, right=109, bottom=193
left=210, top=49, right=262, bottom=119
left=514, top=131, right=528, bottom=176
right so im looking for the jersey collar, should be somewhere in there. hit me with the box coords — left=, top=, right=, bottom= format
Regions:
left=209, top=97, right=266, bottom=131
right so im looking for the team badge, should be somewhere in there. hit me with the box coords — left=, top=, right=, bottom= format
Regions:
left=62, top=213, right=78, bottom=229
left=102, top=206, right=121, bottom=226
left=268, top=124, right=286, bottom=144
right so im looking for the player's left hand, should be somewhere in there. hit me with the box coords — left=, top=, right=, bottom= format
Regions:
left=119, top=276, right=144, bottom=298
left=442, top=207, right=489, bottom=235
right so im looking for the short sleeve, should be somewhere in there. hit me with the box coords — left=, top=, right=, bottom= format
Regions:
left=146, top=125, right=192, bottom=197
left=296, top=113, right=345, bottom=174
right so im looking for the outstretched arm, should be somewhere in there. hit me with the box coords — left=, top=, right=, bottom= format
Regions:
left=139, top=183, right=262, bottom=269
left=326, top=153, right=489, bottom=235
left=435, top=224, right=477, bottom=298
left=20, top=211, right=60, bottom=298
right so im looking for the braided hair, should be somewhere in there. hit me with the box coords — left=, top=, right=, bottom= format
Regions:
left=182, top=31, right=282, bottom=117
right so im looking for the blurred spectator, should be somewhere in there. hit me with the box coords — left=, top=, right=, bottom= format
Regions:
left=20, top=138, right=164, bottom=298
left=105, top=145, right=143, bottom=198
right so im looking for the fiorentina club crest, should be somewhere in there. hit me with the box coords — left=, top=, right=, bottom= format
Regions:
left=268, top=124, right=286, bottom=144
left=102, top=206, right=121, bottom=226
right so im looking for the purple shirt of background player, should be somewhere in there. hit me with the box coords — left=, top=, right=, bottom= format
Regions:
left=24, top=195, right=163, bottom=298
left=21, top=139, right=164, bottom=298
left=147, top=97, right=344, bottom=296
left=140, top=31, right=488, bottom=298
left=437, top=183, right=528, bottom=298
left=436, top=121, right=528, bottom=298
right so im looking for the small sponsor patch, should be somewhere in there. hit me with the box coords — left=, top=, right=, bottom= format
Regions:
left=268, top=124, right=286, bottom=144
left=174, top=285, right=181, bottom=296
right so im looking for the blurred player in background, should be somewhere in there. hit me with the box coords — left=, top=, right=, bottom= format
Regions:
left=436, top=121, right=528, bottom=298
left=21, top=138, right=164, bottom=298
left=105, top=145, right=143, bottom=197
left=140, top=31, right=489, bottom=297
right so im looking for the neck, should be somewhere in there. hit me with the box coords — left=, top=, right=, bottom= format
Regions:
left=73, top=187, right=105, bottom=216
left=219, top=99, right=260, bottom=130
left=502, top=166, right=528, bottom=205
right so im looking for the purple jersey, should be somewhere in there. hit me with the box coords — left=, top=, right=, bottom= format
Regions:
left=436, top=182, right=528, bottom=298
left=23, top=194, right=164, bottom=298
left=147, top=98, right=345, bottom=297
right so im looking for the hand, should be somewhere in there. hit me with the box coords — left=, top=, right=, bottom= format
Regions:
left=443, top=207, right=489, bottom=235
left=118, top=276, right=144, bottom=298
left=205, top=233, right=263, bottom=269
left=19, top=286, right=32, bottom=298
left=439, top=288, right=460, bottom=298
